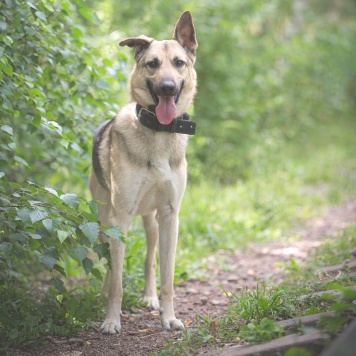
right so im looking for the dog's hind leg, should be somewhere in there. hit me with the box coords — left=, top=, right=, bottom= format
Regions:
left=142, top=212, right=160, bottom=309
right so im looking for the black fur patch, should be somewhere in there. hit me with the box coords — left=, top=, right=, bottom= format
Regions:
left=92, top=118, right=114, bottom=190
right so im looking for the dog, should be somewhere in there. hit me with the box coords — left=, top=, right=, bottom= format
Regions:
left=89, top=10, right=198, bottom=334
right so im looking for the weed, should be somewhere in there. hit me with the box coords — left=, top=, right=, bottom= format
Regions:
left=318, top=283, right=356, bottom=333
left=224, top=285, right=296, bottom=322
left=238, top=318, right=283, bottom=344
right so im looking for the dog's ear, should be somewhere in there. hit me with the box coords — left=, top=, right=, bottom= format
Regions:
left=172, top=11, right=198, bottom=56
left=119, top=35, right=154, bottom=60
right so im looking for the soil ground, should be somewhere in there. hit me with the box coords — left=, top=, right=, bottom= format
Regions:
left=13, top=200, right=356, bottom=356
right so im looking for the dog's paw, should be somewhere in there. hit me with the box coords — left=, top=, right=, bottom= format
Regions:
left=162, top=318, right=184, bottom=331
left=143, top=295, right=160, bottom=310
left=100, top=318, right=121, bottom=334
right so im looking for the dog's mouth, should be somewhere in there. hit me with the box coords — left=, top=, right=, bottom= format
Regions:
left=147, top=80, right=184, bottom=125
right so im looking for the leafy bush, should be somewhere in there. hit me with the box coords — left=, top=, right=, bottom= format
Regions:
left=0, top=179, right=124, bottom=280
left=0, top=0, right=127, bottom=349
left=0, top=0, right=125, bottom=187
left=0, top=281, right=105, bottom=351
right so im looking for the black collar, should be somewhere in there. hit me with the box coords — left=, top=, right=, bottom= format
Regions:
left=136, top=104, right=196, bottom=135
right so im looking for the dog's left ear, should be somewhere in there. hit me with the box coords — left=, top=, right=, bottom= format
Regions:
left=119, top=35, right=154, bottom=60
left=173, top=11, right=198, bottom=56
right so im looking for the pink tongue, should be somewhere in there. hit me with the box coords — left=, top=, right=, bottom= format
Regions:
left=155, top=96, right=176, bottom=125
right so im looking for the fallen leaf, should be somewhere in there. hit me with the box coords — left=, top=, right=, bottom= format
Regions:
left=127, top=330, right=139, bottom=335
left=184, top=319, right=193, bottom=328
left=139, top=329, right=154, bottom=333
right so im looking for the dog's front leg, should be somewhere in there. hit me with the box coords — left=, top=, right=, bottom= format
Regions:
left=100, top=208, right=130, bottom=334
left=142, top=212, right=160, bottom=309
left=157, top=211, right=184, bottom=330
left=100, top=236, right=126, bottom=334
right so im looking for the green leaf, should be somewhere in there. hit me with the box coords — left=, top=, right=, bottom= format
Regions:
left=80, top=222, right=100, bottom=244
left=93, top=242, right=109, bottom=260
left=45, top=187, right=59, bottom=196
left=0, top=243, right=12, bottom=254
left=49, top=278, right=66, bottom=293
left=14, top=156, right=28, bottom=166
left=0, top=172, right=5, bottom=179
left=71, top=27, right=83, bottom=40
left=91, top=267, right=103, bottom=281
left=60, top=138, right=70, bottom=148
left=35, top=11, right=47, bottom=22
left=0, top=196, right=10, bottom=205
left=104, top=226, right=125, bottom=243
left=87, top=200, right=98, bottom=216
left=24, top=26, right=36, bottom=37
left=79, top=7, right=100, bottom=24
left=42, top=218, right=61, bottom=233
left=0, top=46, right=4, bottom=58
left=95, top=78, right=110, bottom=90
left=28, top=233, right=42, bottom=240
left=53, top=264, right=66, bottom=277
left=9, top=182, right=22, bottom=189
left=57, top=230, right=69, bottom=243
left=29, top=208, right=48, bottom=223
left=60, top=193, right=79, bottom=210
left=17, top=208, right=31, bottom=224
left=81, top=211, right=98, bottom=222
left=82, top=257, right=93, bottom=274
left=3, top=36, right=13, bottom=46
left=1, top=125, right=13, bottom=135
left=40, top=254, right=57, bottom=270
left=29, top=239, right=41, bottom=250
left=70, top=246, right=87, bottom=262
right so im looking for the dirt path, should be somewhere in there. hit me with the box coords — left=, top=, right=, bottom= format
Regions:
left=15, top=201, right=356, bottom=356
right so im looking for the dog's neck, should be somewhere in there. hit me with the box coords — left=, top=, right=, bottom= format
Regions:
left=136, top=104, right=196, bottom=135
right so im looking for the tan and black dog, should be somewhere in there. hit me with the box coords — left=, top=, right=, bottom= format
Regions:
left=89, top=11, right=198, bottom=334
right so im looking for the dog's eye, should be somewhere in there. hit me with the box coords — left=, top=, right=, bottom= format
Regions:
left=147, top=60, right=159, bottom=69
left=175, top=60, right=185, bottom=68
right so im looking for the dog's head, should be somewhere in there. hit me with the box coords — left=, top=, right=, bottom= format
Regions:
left=120, top=11, right=198, bottom=125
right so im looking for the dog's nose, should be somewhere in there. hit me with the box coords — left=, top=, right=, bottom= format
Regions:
left=159, top=80, right=176, bottom=95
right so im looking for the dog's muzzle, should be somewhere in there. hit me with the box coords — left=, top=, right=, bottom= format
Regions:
left=146, top=80, right=185, bottom=125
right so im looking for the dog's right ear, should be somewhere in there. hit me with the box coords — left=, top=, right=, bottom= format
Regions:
left=119, top=35, right=154, bottom=60
left=173, top=11, right=198, bottom=56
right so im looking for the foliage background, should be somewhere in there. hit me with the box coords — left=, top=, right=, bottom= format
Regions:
left=0, top=0, right=355, bottom=350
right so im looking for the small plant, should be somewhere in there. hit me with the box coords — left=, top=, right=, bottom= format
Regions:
left=0, top=280, right=105, bottom=352
left=238, top=318, right=283, bottom=344
left=224, top=284, right=295, bottom=321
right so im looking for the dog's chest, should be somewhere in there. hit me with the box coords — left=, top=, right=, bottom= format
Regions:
left=135, top=138, right=187, bottom=215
